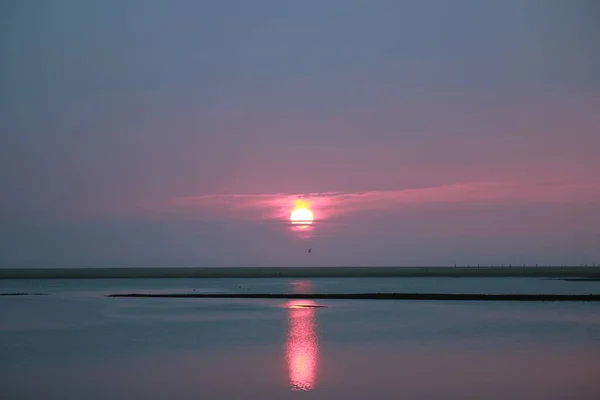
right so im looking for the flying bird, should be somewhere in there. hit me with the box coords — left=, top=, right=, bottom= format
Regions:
left=308, top=248, right=312, bottom=253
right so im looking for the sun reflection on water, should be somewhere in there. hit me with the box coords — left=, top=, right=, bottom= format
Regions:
left=286, top=299, right=319, bottom=391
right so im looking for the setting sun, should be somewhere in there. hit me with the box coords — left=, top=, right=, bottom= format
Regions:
left=290, top=207, right=314, bottom=225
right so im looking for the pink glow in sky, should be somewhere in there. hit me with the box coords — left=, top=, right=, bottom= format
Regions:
left=1, top=1, right=599, bottom=267
left=172, top=180, right=600, bottom=223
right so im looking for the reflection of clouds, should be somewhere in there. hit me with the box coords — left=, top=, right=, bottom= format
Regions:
left=172, top=180, right=600, bottom=222
left=286, top=300, right=319, bottom=391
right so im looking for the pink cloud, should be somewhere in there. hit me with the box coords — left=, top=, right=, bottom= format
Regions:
left=170, top=180, right=600, bottom=222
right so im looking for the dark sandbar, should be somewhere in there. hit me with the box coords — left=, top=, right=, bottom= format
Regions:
left=107, top=293, right=600, bottom=302
left=0, top=292, right=48, bottom=296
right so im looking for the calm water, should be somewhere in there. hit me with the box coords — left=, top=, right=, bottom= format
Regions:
left=1, top=277, right=599, bottom=399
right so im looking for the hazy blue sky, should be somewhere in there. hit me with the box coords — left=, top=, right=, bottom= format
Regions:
left=1, top=0, right=599, bottom=267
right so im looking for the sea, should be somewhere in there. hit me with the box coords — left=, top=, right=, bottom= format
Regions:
left=1, top=276, right=599, bottom=399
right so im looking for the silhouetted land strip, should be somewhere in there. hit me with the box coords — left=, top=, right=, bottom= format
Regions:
left=561, top=278, right=600, bottom=282
left=107, top=293, right=600, bottom=302
left=0, top=292, right=48, bottom=296
left=2, top=266, right=600, bottom=279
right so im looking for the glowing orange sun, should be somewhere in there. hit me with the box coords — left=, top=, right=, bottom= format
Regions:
left=290, top=207, right=314, bottom=225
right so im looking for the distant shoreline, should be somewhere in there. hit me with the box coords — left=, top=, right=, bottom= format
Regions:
left=107, top=292, right=600, bottom=302
left=1, top=266, right=600, bottom=279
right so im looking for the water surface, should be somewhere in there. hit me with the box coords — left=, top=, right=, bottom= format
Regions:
left=1, top=277, right=599, bottom=399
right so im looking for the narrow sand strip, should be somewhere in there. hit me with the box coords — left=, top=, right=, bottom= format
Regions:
left=0, top=293, right=48, bottom=296
left=107, top=293, right=600, bottom=302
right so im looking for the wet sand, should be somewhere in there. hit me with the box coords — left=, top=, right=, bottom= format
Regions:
left=107, top=292, right=600, bottom=302
left=2, top=266, right=600, bottom=279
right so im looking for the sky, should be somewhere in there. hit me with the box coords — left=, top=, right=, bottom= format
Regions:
left=1, top=0, right=599, bottom=268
